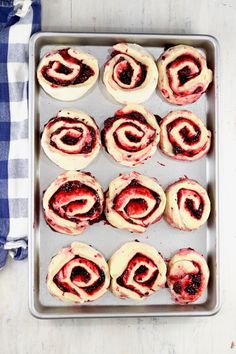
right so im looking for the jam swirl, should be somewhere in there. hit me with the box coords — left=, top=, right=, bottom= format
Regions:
left=109, top=241, right=167, bottom=300
left=102, top=104, right=160, bottom=167
left=43, top=171, right=104, bottom=235
left=103, top=43, right=158, bottom=104
left=46, top=242, right=110, bottom=303
left=105, top=172, right=166, bottom=233
left=159, top=110, right=211, bottom=161
left=116, top=253, right=159, bottom=297
left=47, top=117, right=97, bottom=155
left=53, top=256, right=106, bottom=296
left=164, top=178, right=211, bottom=231
left=167, top=249, right=210, bottom=304
left=41, top=109, right=101, bottom=171
left=41, top=48, right=94, bottom=87
left=157, top=45, right=213, bottom=105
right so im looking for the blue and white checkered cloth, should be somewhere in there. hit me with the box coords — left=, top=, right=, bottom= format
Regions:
left=0, top=0, right=41, bottom=268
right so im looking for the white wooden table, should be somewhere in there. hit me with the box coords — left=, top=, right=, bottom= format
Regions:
left=1, top=1, right=236, bottom=353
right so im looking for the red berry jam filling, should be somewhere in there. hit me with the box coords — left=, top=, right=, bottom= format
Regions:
left=110, top=51, right=147, bottom=88
left=185, top=199, right=204, bottom=220
left=117, top=253, right=159, bottom=297
left=167, top=118, right=203, bottom=157
left=102, top=111, right=156, bottom=152
left=177, top=188, right=204, bottom=220
left=49, top=181, right=102, bottom=224
left=113, top=179, right=161, bottom=224
left=193, top=86, right=203, bottom=94
left=173, top=281, right=182, bottom=294
left=71, top=265, right=91, bottom=283
left=49, top=117, right=97, bottom=154
left=41, top=48, right=94, bottom=86
left=55, top=64, right=73, bottom=75
left=61, top=134, right=80, bottom=146
left=116, top=59, right=134, bottom=85
left=167, top=54, right=201, bottom=88
left=172, top=272, right=202, bottom=297
left=170, top=260, right=203, bottom=299
left=185, top=273, right=201, bottom=295
left=53, top=256, right=105, bottom=295
left=124, top=198, right=148, bottom=217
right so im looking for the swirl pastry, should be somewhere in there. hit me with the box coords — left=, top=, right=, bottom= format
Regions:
left=37, top=47, right=99, bottom=101
left=47, top=242, right=110, bottom=303
left=159, top=110, right=211, bottom=161
left=102, top=104, right=160, bottom=166
left=157, top=45, right=213, bottom=105
left=103, top=43, right=158, bottom=104
left=105, top=171, right=166, bottom=233
left=167, top=248, right=210, bottom=304
left=43, top=171, right=104, bottom=235
left=164, top=178, right=211, bottom=231
left=41, top=109, right=101, bottom=170
left=109, top=241, right=166, bottom=300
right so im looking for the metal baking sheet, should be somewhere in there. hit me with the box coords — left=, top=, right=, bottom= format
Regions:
left=29, top=32, right=220, bottom=318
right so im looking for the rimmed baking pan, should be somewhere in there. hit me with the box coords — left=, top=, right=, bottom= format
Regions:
left=29, top=32, right=220, bottom=318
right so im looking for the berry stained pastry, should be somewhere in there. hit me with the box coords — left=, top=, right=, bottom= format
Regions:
left=47, top=242, right=110, bottom=303
left=41, top=109, right=101, bottom=170
left=37, top=47, right=99, bottom=101
left=105, top=171, right=166, bottom=233
left=102, top=104, right=160, bottom=167
left=159, top=110, right=211, bottom=161
left=43, top=171, right=104, bottom=235
left=109, top=241, right=166, bottom=300
left=167, top=248, right=210, bottom=304
left=103, top=43, right=158, bottom=104
left=164, top=178, right=211, bottom=231
left=157, top=45, right=213, bottom=105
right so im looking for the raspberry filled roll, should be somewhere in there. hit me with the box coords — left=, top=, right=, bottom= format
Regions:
left=167, top=248, right=210, bottom=304
left=43, top=171, right=104, bottom=235
left=157, top=45, right=213, bottom=105
left=47, top=242, right=110, bottom=303
left=41, top=109, right=101, bottom=170
left=102, top=104, right=160, bottom=167
left=164, top=178, right=211, bottom=231
left=105, top=171, right=166, bottom=233
left=103, top=43, right=158, bottom=104
left=37, top=47, right=99, bottom=101
left=109, top=241, right=166, bottom=300
left=159, top=110, right=211, bottom=161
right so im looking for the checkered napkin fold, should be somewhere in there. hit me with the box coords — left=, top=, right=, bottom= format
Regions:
left=0, top=0, right=40, bottom=268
